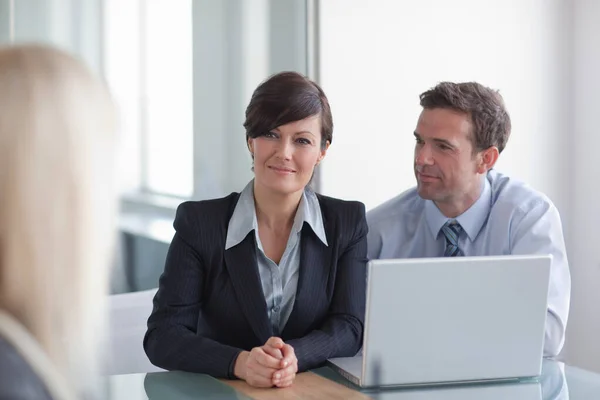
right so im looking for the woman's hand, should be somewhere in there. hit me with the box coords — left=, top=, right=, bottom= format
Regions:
left=234, top=337, right=299, bottom=388
left=234, top=345, right=283, bottom=387
left=263, top=337, right=298, bottom=388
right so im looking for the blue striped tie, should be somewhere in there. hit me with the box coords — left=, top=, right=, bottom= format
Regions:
left=442, top=220, right=463, bottom=257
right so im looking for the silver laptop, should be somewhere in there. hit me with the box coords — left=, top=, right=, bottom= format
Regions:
left=328, top=255, right=551, bottom=388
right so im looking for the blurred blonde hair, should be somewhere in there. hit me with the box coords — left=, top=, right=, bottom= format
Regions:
left=0, top=45, right=117, bottom=397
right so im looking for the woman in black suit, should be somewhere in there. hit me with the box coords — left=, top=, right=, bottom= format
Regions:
left=144, top=72, right=367, bottom=388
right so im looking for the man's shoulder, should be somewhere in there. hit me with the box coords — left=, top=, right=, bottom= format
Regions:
left=367, top=187, right=423, bottom=228
left=488, top=170, right=555, bottom=213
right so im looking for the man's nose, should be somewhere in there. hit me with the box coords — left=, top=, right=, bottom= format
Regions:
left=415, top=144, right=433, bottom=166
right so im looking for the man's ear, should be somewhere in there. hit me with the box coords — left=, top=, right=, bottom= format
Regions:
left=477, top=146, right=499, bottom=174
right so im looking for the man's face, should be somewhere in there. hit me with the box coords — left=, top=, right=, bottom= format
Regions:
left=413, top=108, right=484, bottom=207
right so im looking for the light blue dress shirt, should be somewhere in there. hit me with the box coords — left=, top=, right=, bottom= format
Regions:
left=367, top=169, right=570, bottom=357
left=225, top=181, right=328, bottom=336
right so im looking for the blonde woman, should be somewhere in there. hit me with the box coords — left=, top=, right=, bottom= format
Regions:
left=0, top=45, right=118, bottom=399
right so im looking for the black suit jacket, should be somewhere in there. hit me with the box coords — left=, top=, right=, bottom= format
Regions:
left=143, top=192, right=367, bottom=379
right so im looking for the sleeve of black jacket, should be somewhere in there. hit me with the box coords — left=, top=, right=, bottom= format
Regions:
left=286, top=201, right=368, bottom=372
left=143, top=202, right=242, bottom=379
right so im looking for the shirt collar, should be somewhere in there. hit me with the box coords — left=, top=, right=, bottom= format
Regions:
left=225, top=181, right=328, bottom=250
left=424, top=176, right=491, bottom=241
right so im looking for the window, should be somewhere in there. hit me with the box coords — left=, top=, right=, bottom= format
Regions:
left=104, top=0, right=193, bottom=198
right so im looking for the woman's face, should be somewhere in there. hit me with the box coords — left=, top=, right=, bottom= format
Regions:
left=248, top=115, right=328, bottom=196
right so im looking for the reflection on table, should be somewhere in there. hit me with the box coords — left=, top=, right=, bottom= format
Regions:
left=130, top=358, right=569, bottom=400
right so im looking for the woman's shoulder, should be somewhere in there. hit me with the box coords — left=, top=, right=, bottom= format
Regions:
left=175, top=192, right=241, bottom=224
left=315, top=193, right=366, bottom=216
left=314, top=193, right=367, bottom=237
left=177, top=192, right=241, bottom=213
left=0, top=336, right=54, bottom=400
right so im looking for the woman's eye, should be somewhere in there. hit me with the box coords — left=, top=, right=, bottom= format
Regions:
left=297, top=138, right=311, bottom=145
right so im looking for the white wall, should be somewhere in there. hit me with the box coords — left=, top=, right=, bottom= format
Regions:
left=319, top=0, right=570, bottom=217
left=564, top=0, right=600, bottom=373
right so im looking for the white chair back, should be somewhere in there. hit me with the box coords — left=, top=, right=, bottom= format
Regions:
left=103, top=288, right=165, bottom=375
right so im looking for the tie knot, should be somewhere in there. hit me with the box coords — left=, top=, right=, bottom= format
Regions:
left=442, top=220, right=463, bottom=257
left=442, top=220, right=463, bottom=236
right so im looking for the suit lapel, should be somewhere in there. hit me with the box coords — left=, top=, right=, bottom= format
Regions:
left=282, top=223, right=330, bottom=338
left=224, top=233, right=272, bottom=343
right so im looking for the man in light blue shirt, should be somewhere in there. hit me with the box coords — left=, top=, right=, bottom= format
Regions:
left=367, top=82, right=570, bottom=357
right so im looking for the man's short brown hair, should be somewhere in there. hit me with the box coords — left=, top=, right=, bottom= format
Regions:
left=419, top=82, right=511, bottom=153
